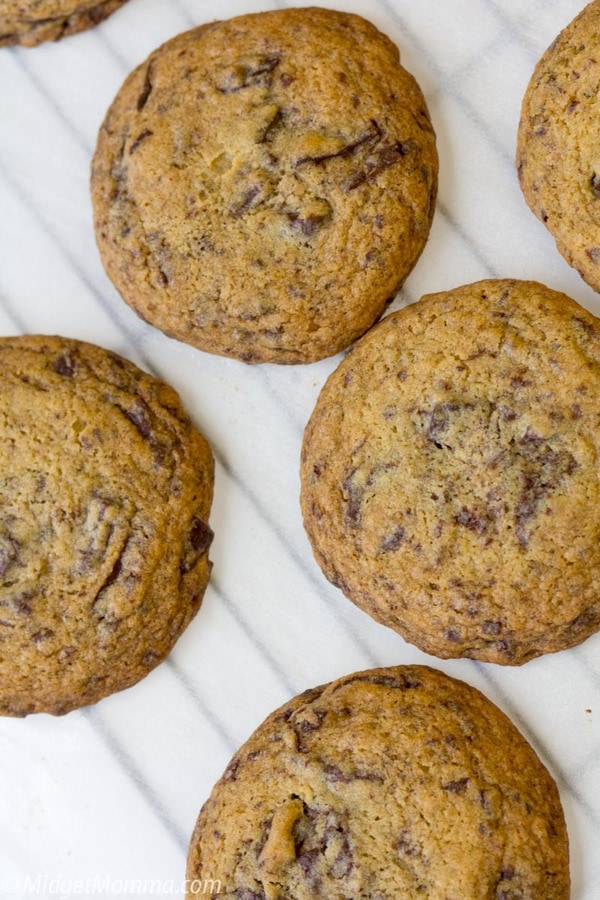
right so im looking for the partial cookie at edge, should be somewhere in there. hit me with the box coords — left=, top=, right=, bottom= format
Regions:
left=187, top=665, right=569, bottom=899
left=0, top=0, right=130, bottom=48
left=0, top=335, right=214, bottom=715
left=517, top=0, right=600, bottom=292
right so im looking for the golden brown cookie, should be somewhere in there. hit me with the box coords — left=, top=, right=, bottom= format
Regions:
left=91, top=7, right=438, bottom=364
left=517, top=0, right=600, bottom=292
left=301, top=279, right=600, bottom=665
left=0, top=0, right=129, bottom=48
left=0, top=335, right=214, bottom=716
left=187, top=665, right=570, bottom=899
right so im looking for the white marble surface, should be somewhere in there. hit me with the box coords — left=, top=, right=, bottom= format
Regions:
left=0, top=0, right=599, bottom=897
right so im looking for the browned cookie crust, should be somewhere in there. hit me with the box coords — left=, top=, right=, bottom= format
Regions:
left=91, top=7, right=438, bottom=364
left=517, top=0, right=600, bottom=292
left=0, top=335, right=214, bottom=716
left=301, top=279, right=600, bottom=665
left=187, top=665, right=570, bottom=899
left=0, top=0, right=129, bottom=48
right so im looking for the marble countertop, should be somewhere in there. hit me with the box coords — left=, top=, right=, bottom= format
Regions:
left=0, top=0, right=599, bottom=897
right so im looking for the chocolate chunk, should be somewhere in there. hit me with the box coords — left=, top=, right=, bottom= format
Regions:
left=591, top=173, right=600, bottom=198
left=345, top=140, right=413, bottom=191
left=572, top=315, right=596, bottom=337
left=442, top=777, right=470, bottom=794
left=58, top=646, right=76, bottom=663
left=424, top=401, right=461, bottom=445
left=331, top=835, right=353, bottom=878
left=288, top=213, right=329, bottom=236
left=397, top=831, right=419, bottom=857
left=454, top=508, right=491, bottom=535
left=230, top=185, right=264, bottom=218
left=586, top=247, right=600, bottom=263
left=295, top=709, right=326, bottom=735
left=443, top=628, right=461, bottom=643
left=124, top=402, right=152, bottom=439
left=297, top=848, right=320, bottom=878
left=137, top=64, right=154, bottom=111
left=515, top=443, right=577, bottom=548
left=323, top=764, right=384, bottom=784
left=483, top=620, right=503, bottom=636
left=343, top=460, right=399, bottom=529
left=339, top=672, right=421, bottom=691
left=342, top=468, right=362, bottom=528
left=0, top=537, right=18, bottom=577
left=258, top=107, right=283, bottom=143
left=499, top=405, right=519, bottom=422
left=511, top=374, right=532, bottom=389
left=1, top=592, right=33, bottom=617
left=296, top=122, right=381, bottom=166
left=181, top=517, right=214, bottom=574
left=32, top=628, right=54, bottom=644
left=570, top=607, right=599, bottom=632
left=129, top=129, right=153, bottom=154
left=142, top=649, right=160, bottom=668
left=216, top=55, right=280, bottom=93
left=293, top=803, right=353, bottom=883
left=224, top=759, right=240, bottom=781
left=379, top=527, right=407, bottom=552
left=54, top=351, right=76, bottom=377
left=366, top=141, right=413, bottom=176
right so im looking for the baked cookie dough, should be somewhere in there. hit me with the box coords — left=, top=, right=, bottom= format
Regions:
left=0, top=0, right=129, bottom=48
left=187, top=665, right=569, bottom=899
left=0, top=335, right=214, bottom=716
left=517, top=0, right=600, bottom=292
left=301, top=279, right=600, bottom=664
left=91, top=7, right=438, bottom=364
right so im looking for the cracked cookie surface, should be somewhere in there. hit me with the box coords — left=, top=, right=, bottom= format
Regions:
left=187, top=665, right=569, bottom=899
left=0, top=335, right=214, bottom=715
left=300, top=279, right=600, bottom=664
left=0, top=0, right=129, bottom=48
left=91, top=7, right=438, bottom=364
left=517, top=0, right=600, bottom=292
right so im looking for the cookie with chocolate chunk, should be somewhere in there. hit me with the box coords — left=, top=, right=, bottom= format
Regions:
left=187, top=665, right=569, bottom=899
left=0, top=0, right=129, bottom=48
left=0, top=335, right=214, bottom=716
left=517, top=1, right=600, bottom=292
left=91, top=7, right=437, bottom=364
left=301, top=279, right=600, bottom=664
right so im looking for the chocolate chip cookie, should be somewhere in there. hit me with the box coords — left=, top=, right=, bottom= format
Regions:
left=0, top=335, right=214, bottom=716
left=187, top=665, right=569, bottom=899
left=91, top=7, right=438, bottom=364
left=0, top=0, right=129, bottom=48
left=301, top=279, right=600, bottom=664
left=517, top=1, right=600, bottom=292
